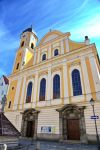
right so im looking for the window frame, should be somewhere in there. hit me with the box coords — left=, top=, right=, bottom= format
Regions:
left=72, top=69, right=82, bottom=96
left=53, top=74, right=60, bottom=99
left=26, top=81, right=33, bottom=103
left=42, top=53, right=46, bottom=61
left=39, top=78, right=46, bottom=101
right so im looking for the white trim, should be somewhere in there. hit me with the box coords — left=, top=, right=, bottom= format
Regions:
left=66, top=38, right=69, bottom=52
left=89, top=56, right=100, bottom=100
left=37, top=48, right=40, bottom=63
left=19, top=76, right=26, bottom=109
left=63, top=63, right=69, bottom=104
left=33, top=50, right=37, bottom=65
left=48, top=44, right=51, bottom=59
left=47, top=67, right=51, bottom=101
left=32, top=73, right=38, bottom=107
left=61, top=40, right=64, bottom=54
left=13, top=77, right=22, bottom=110
left=69, top=66, right=85, bottom=102
left=81, top=56, right=92, bottom=101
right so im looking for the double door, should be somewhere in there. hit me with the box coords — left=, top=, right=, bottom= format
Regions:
left=67, top=119, right=80, bottom=140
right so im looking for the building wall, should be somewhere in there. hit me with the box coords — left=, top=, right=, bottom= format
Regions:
left=0, top=77, right=8, bottom=102
left=5, top=30, right=100, bottom=142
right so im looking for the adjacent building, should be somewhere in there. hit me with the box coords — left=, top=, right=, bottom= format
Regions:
left=0, top=75, right=9, bottom=102
left=5, top=28, right=100, bottom=143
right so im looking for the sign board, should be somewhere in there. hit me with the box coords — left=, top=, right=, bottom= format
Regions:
left=90, top=116, right=99, bottom=119
left=41, top=126, right=56, bottom=134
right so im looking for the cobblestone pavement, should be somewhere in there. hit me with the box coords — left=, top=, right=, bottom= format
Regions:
left=8, top=141, right=98, bottom=150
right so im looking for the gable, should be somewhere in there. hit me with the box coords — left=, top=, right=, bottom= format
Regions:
left=39, top=30, right=63, bottom=45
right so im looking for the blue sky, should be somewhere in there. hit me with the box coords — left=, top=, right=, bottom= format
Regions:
left=0, top=0, right=100, bottom=77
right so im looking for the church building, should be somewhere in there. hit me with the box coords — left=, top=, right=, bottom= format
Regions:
left=5, top=28, right=100, bottom=143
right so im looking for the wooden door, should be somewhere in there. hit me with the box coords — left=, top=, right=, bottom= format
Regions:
left=67, top=119, right=80, bottom=140
left=26, top=121, right=35, bottom=137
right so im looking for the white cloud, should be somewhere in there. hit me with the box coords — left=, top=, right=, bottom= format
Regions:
left=71, top=15, right=100, bottom=39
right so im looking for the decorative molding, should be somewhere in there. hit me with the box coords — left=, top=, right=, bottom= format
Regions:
left=51, top=66, right=62, bottom=73
left=38, top=70, right=48, bottom=77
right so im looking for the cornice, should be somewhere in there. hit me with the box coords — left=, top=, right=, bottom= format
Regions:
left=8, top=44, right=95, bottom=79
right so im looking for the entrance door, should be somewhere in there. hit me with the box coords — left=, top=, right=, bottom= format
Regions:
left=67, top=119, right=80, bottom=140
left=26, top=121, right=35, bottom=137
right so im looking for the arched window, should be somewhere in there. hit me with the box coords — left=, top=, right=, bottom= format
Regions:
left=39, top=78, right=46, bottom=101
left=8, top=101, right=11, bottom=108
left=26, top=82, right=33, bottom=103
left=21, top=41, right=24, bottom=47
left=16, top=63, right=19, bottom=70
left=72, top=69, right=82, bottom=96
left=31, top=43, right=34, bottom=49
left=54, top=49, right=59, bottom=56
left=42, top=54, right=46, bottom=61
left=53, top=74, right=60, bottom=99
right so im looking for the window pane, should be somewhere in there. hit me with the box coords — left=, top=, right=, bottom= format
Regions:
left=53, top=74, right=60, bottom=99
left=39, top=78, right=46, bottom=101
left=72, top=69, right=82, bottom=96
left=26, top=82, right=33, bottom=103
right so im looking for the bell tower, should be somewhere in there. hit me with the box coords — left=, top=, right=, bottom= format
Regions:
left=20, top=27, right=38, bottom=48
left=13, top=27, right=38, bottom=73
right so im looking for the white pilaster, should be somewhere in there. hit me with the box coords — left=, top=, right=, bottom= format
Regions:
left=63, top=62, right=69, bottom=104
left=13, top=77, right=22, bottom=110
left=33, top=50, right=37, bottom=65
left=65, top=38, right=69, bottom=52
left=19, top=76, right=26, bottom=109
left=47, top=67, right=52, bottom=101
left=81, top=56, right=91, bottom=101
left=61, top=40, right=64, bottom=54
left=37, top=48, right=40, bottom=63
left=33, top=72, right=38, bottom=107
left=89, top=56, right=100, bottom=100
left=48, top=44, right=51, bottom=59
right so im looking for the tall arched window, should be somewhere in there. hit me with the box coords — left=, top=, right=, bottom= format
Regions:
left=21, top=41, right=24, bottom=47
left=53, top=74, right=60, bottom=99
left=42, top=54, right=46, bottom=61
left=26, top=82, right=33, bottom=103
left=39, top=78, right=46, bottom=101
left=72, top=69, right=82, bottom=96
left=54, top=49, right=59, bottom=56
left=31, top=43, right=34, bottom=49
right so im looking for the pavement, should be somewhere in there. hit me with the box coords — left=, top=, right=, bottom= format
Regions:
left=6, top=140, right=98, bottom=150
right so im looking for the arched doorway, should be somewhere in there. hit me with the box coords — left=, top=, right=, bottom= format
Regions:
left=21, top=109, right=40, bottom=139
left=57, top=104, right=87, bottom=142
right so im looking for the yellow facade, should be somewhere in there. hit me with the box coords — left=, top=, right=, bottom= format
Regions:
left=5, top=28, right=100, bottom=142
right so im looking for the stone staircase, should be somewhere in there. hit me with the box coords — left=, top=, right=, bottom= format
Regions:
left=0, top=113, right=20, bottom=136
